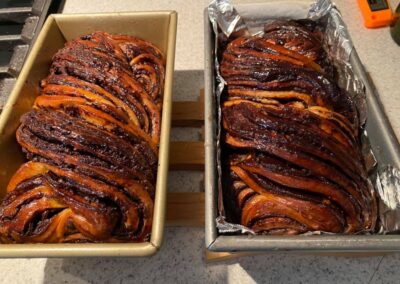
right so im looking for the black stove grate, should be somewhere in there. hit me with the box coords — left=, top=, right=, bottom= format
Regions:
left=0, top=0, right=63, bottom=110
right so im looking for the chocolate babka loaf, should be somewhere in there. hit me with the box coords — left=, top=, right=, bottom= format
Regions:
left=220, top=20, right=376, bottom=235
left=0, top=32, right=164, bottom=243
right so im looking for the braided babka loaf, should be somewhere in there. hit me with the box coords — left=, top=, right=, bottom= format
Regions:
left=220, top=20, right=376, bottom=235
left=0, top=32, right=165, bottom=243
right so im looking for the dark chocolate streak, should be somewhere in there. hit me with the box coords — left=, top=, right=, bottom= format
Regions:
left=0, top=31, right=164, bottom=243
left=42, top=74, right=148, bottom=128
left=18, top=110, right=155, bottom=182
left=219, top=20, right=376, bottom=234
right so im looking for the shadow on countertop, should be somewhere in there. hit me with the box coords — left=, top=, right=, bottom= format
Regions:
left=171, top=69, right=205, bottom=102
left=43, top=228, right=229, bottom=284
left=42, top=227, right=400, bottom=284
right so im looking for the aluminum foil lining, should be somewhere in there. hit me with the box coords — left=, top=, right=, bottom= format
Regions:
left=208, top=0, right=400, bottom=235
left=377, top=166, right=400, bottom=233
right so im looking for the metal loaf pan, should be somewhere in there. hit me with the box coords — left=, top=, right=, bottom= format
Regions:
left=204, top=3, right=400, bottom=252
left=0, top=11, right=177, bottom=257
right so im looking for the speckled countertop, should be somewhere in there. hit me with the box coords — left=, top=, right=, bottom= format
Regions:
left=1, top=0, right=400, bottom=283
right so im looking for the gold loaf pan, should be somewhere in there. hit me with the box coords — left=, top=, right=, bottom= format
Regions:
left=0, top=11, right=177, bottom=257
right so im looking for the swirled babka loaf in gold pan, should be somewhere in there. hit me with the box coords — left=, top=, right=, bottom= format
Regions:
left=0, top=31, right=165, bottom=243
left=220, top=20, right=377, bottom=235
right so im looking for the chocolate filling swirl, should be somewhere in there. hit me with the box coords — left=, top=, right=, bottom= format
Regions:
left=220, top=21, right=376, bottom=234
left=0, top=32, right=164, bottom=243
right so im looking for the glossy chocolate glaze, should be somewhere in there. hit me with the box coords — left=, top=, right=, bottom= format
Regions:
left=220, top=21, right=376, bottom=234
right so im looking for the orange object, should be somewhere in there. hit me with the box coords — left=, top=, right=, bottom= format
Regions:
left=357, top=0, right=394, bottom=28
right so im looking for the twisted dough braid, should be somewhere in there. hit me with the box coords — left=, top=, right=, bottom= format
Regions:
left=220, top=21, right=376, bottom=235
left=0, top=32, right=164, bottom=243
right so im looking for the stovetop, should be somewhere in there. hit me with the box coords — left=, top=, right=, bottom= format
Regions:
left=0, top=0, right=63, bottom=111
